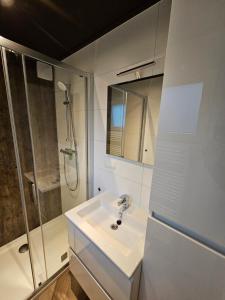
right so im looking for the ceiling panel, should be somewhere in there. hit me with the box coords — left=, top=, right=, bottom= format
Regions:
left=0, top=0, right=160, bottom=59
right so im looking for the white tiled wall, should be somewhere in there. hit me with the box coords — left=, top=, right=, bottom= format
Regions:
left=64, top=0, right=171, bottom=209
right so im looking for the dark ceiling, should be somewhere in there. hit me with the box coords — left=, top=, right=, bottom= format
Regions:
left=0, top=0, right=159, bottom=60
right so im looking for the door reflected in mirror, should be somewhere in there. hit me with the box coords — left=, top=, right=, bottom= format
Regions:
left=106, top=74, right=163, bottom=165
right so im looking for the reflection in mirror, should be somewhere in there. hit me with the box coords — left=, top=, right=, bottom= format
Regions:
left=106, top=74, right=163, bottom=165
left=107, top=87, right=125, bottom=157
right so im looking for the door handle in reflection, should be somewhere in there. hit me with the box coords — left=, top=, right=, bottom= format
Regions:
left=31, top=183, right=38, bottom=207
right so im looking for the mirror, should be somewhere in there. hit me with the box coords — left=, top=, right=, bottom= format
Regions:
left=106, top=74, right=163, bottom=165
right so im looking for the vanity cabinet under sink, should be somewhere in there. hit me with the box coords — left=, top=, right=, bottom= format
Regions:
left=68, top=224, right=141, bottom=300
left=65, top=192, right=147, bottom=300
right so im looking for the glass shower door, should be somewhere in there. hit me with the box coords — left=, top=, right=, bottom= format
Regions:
left=23, top=57, right=88, bottom=279
left=0, top=44, right=88, bottom=299
left=22, top=56, right=62, bottom=280
left=3, top=48, right=47, bottom=288
left=0, top=48, right=35, bottom=299
left=23, top=57, right=66, bottom=280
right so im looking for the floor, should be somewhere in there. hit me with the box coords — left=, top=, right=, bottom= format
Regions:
left=0, top=215, right=68, bottom=300
left=34, top=270, right=89, bottom=300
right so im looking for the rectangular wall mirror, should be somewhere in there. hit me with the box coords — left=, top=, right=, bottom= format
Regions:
left=106, top=74, right=163, bottom=165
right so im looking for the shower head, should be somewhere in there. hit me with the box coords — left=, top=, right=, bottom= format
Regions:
left=57, top=81, right=67, bottom=92
left=57, top=81, right=70, bottom=105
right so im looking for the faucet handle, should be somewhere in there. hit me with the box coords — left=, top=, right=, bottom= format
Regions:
left=118, top=194, right=129, bottom=206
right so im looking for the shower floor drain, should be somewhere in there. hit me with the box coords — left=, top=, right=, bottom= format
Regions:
left=110, top=224, right=118, bottom=230
left=19, top=243, right=29, bottom=253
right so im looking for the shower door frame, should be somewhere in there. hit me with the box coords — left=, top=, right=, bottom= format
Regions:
left=1, top=47, right=37, bottom=291
left=0, top=35, right=92, bottom=296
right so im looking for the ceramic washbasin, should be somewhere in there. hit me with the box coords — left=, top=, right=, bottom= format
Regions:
left=65, top=192, right=148, bottom=277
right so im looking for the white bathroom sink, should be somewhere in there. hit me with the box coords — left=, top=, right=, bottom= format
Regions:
left=65, top=192, right=148, bottom=278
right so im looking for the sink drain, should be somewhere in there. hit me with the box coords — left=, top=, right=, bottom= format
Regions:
left=110, top=224, right=118, bottom=230
left=19, top=243, right=29, bottom=253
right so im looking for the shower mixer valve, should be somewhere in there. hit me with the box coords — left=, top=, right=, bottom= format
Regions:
left=60, top=148, right=76, bottom=157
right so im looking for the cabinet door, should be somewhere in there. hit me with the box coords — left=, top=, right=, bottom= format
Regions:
left=70, top=249, right=111, bottom=300
left=139, top=217, right=225, bottom=300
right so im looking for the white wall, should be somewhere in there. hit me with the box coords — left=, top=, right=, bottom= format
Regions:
left=140, top=0, right=225, bottom=299
left=64, top=0, right=171, bottom=208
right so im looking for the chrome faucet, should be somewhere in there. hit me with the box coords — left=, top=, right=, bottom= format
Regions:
left=117, top=194, right=130, bottom=222
left=118, top=194, right=130, bottom=209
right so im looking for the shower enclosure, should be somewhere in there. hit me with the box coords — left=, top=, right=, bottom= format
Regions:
left=0, top=37, right=89, bottom=300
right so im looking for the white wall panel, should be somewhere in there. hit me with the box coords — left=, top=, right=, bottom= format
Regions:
left=141, top=0, right=225, bottom=299
left=64, top=0, right=171, bottom=209
left=150, top=0, right=225, bottom=251
left=140, top=218, right=225, bottom=300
